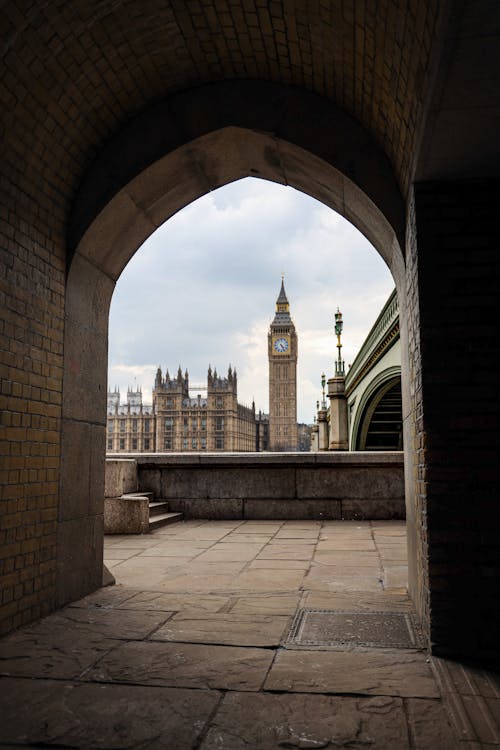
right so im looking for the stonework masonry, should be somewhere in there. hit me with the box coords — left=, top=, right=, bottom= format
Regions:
left=1, top=2, right=499, bottom=667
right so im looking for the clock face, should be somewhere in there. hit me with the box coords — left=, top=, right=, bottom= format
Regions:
left=273, top=337, right=289, bottom=353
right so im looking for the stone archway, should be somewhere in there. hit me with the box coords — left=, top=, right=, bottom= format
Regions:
left=58, top=82, right=414, bottom=617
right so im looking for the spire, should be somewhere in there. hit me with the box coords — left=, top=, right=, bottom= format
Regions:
left=276, top=274, right=289, bottom=307
left=272, top=275, right=292, bottom=324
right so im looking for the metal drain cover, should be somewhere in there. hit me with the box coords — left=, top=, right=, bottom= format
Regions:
left=286, top=609, right=423, bottom=649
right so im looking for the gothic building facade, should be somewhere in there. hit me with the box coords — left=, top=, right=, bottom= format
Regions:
left=107, top=365, right=256, bottom=452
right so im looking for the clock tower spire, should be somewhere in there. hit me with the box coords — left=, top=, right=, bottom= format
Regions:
left=268, top=276, right=298, bottom=451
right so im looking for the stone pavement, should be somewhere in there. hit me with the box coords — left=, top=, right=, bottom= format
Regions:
left=0, top=520, right=498, bottom=748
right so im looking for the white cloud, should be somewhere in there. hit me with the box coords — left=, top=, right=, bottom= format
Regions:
left=108, top=177, right=395, bottom=422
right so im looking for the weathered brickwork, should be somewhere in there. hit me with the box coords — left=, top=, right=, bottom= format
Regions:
left=1, top=1, right=498, bottom=668
left=1, top=1, right=440, bottom=209
left=0, top=199, right=65, bottom=634
left=411, top=180, right=500, bottom=662
left=404, top=189, right=430, bottom=646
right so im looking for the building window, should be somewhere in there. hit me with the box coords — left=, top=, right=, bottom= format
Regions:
left=119, top=438, right=125, bottom=450
left=192, top=438, right=197, bottom=449
left=132, top=438, right=138, bottom=450
left=119, top=420, right=125, bottom=433
left=191, top=417, right=197, bottom=429
left=215, top=416, right=224, bottom=431
left=164, top=438, right=171, bottom=450
left=144, top=438, right=150, bottom=450
left=108, top=421, right=114, bottom=433
left=132, top=419, right=138, bottom=432
left=201, top=418, right=206, bottom=431
left=107, top=438, right=113, bottom=450
left=183, top=438, right=188, bottom=450
left=166, top=397, right=173, bottom=408
left=201, top=437, right=206, bottom=449
left=216, top=436, right=224, bottom=450
left=165, top=417, right=173, bottom=430
left=216, top=396, right=223, bottom=408
left=144, top=419, right=150, bottom=433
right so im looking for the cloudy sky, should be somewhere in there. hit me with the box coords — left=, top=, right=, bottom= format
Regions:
left=108, top=177, right=395, bottom=423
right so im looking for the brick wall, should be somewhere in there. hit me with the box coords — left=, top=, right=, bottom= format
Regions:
left=410, top=180, right=500, bottom=662
left=0, top=188, right=65, bottom=634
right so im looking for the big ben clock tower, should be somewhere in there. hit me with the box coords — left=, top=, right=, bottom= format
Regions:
left=268, top=277, right=298, bottom=451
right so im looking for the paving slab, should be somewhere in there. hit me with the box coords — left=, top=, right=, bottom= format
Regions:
left=274, top=530, right=321, bottom=539
left=195, top=543, right=267, bottom=562
left=68, top=585, right=139, bottom=609
left=221, top=534, right=274, bottom=543
left=231, top=569, right=306, bottom=591
left=383, top=565, right=408, bottom=589
left=0, top=677, right=219, bottom=749
left=303, top=566, right=383, bottom=592
left=265, top=537, right=320, bottom=546
left=113, top=591, right=231, bottom=613
left=200, top=691, right=409, bottom=750
left=231, top=523, right=283, bottom=533
left=184, top=561, right=248, bottom=576
left=146, top=573, right=236, bottom=593
left=87, top=640, right=274, bottom=691
left=0, top=607, right=173, bottom=680
left=265, top=648, right=439, bottom=697
left=0, top=630, right=116, bottom=681
left=256, top=546, right=315, bottom=561
left=150, top=612, right=290, bottom=646
left=134, top=543, right=213, bottom=556
left=406, top=698, right=460, bottom=749
left=230, top=593, right=301, bottom=615
left=247, top=558, right=309, bottom=570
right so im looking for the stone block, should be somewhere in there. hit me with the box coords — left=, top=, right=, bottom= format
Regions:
left=342, top=498, right=405, bottom=520
left=56, top=515, right=103, bottom=608
left=162, top=467, right=295, bottom=500
left=296, top=467, right=403, bottom=500
left=104, top=495, right=149, bottom=534
left=169, top=498, right=243, bottom=519
left=244, top=498, right=341, bottom=520
left=105, top=459, right=138, bottom=497
left=59, top=419, right=91, bottom=522
left=138, top=468, right=161, bottom=497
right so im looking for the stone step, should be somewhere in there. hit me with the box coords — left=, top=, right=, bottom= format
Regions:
left=149, top=500, right=170, bottom=516
left=149, top=512, right=184, bottom=531
left=122, top=491, right=155, bottom=501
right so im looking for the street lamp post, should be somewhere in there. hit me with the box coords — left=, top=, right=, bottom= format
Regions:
left=327, top=307, right=348, bottom=450
left=334, top=309, right=345, bottom=377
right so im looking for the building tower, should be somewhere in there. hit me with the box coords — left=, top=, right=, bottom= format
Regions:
left=268, top=277, right=298, bottom=451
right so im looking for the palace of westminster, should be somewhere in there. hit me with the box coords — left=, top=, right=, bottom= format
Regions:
left=107, top=280, right=311, bottom=453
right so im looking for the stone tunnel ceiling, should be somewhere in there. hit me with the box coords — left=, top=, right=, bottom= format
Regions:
left=1, top=1, right=441, bottom=248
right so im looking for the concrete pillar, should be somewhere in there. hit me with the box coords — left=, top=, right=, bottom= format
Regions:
left=328, top=377, right=348, bottom=450
left=317, top=409, right=329, bottom=450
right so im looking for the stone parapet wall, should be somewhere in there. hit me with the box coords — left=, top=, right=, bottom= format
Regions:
left=133, top=452, right=405, bottom=520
